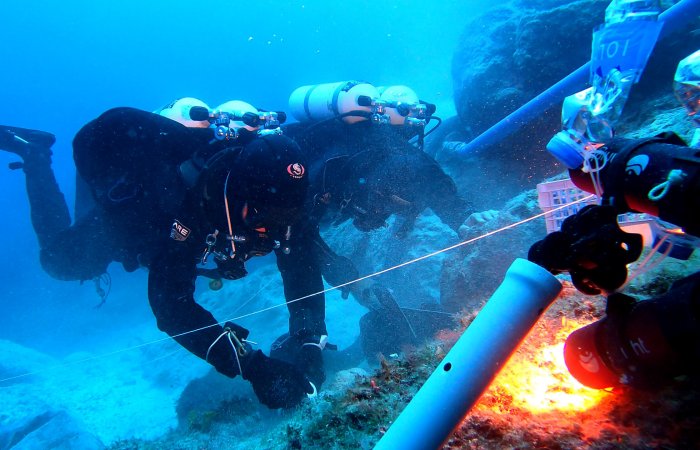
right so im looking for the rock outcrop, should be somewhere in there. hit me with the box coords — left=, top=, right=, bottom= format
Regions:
left=432, top=0, right=699, bottom=209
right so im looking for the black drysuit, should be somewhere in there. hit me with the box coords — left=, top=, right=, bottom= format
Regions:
left=12, top=107, right=327, bottom=380
left=284, top=120, right=471, bottom=234
left=282, top=120, right=470, bottom=360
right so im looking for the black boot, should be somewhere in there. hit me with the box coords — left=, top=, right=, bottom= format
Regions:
left=1, top=125, right=70, bottom=248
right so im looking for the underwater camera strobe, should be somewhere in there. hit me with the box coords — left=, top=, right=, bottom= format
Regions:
left=569, top=134, right=700, bottom=238
left=564, top=317, right=622, bottom=389
left=564, top=275, right=700, bottom=390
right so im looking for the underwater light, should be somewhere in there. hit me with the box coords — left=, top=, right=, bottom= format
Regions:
left=482, top=317, right=609, bottom=412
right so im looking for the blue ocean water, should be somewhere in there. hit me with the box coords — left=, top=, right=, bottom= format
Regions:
left=0, top=1, right=486, bottom=446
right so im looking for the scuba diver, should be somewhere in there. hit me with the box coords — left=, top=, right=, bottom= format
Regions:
left=288, top=119, right=472, bottom=235
left=529, top=48, right=700, bottom=390
left=0, top=100, right=326, bottom=409
left=279, top=82, right=478, bottom=362
left=284, top=82, right=471, bottom=237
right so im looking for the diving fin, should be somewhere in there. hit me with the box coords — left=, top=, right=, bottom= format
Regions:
left=0, top=125, right=56, bottom=157
left=371, top=286, right=418, bottom=340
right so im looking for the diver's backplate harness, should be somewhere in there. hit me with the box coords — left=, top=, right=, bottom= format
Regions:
left=178, top=106, right=293, bottom=280
left=198, top=168, right=293, bottom=280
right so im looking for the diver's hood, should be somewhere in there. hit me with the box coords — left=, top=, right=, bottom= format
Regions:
left=199, top=134, right=309, bottom=237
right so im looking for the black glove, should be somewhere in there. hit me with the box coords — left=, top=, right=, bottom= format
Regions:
left=242, top=349, right=314, bottom=409
left=270, top=333, right=328, bottom=389
left=321, top=253, right=359, bottom=299
left=528, top=205, right=643, bottom=295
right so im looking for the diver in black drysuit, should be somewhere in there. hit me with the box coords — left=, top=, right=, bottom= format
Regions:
left=285, top=119, right=471, bottom=236
left=279, top=119, right=473, bottom=362
left=1, top=108, right=327, bottom=409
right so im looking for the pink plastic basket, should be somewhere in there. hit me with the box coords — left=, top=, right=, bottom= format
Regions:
left=536, top=179, right=598, bottom=234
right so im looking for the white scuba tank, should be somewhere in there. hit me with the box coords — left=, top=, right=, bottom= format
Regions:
left=214, top=100, right=260, bottom=132
left=288, top=81, right=379, bottom=124
left=377, top=85, right=421, bottom=125
left=157, top=97, right=211, bottom=128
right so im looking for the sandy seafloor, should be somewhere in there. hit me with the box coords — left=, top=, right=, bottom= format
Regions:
left=0, top=255, right=371, bottom=447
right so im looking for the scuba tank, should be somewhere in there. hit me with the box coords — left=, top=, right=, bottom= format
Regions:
left=373, top=85, right=436, bottom=126
left=211, top=100, right=286, bottom=139
left=288, top=81, right=379, bottom=124
left=288, top=81, right=437, bottom=134
left=214, top=100, right=263, bottom=133
left=176, top=99, right=286, bottom=187
left=155, top=97, right=212, bottom=129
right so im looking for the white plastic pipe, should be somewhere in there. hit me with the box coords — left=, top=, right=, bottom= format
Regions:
left=375, top=258, right=562, bottom=450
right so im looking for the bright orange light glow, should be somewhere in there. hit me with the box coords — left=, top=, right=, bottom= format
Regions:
left=666, top=227, right=685, bottom=235
left=477, top=317, right=608, bottom=414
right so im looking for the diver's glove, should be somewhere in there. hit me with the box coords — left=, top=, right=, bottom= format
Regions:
left=270, top=333, right=329, bottom=389
left=242, top=349, right=315, bottom=409
left=297, top=337, right=327, bottom=389
left=528, top=205, right=643, bottom=295
left=321, top=253, right=359, bottom=299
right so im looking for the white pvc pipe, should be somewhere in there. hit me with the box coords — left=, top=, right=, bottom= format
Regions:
left=375, top=258, right=562, bottom=450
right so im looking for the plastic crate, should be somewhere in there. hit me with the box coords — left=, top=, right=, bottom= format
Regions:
left=537, top=179, right=598, bottom=234
left=536, top=179, right=697, bottom=259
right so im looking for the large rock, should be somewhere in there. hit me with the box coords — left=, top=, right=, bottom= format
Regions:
left=322, top=212, right=454, bottom=311
left=429, top=0, right=607, bottom=209
left=441, top=190, right=546, bottom=314
left=435, top=0, right=699, bottom=210
left=175, top=369, right=256, bottom=428
left=452, top=0, right=608, bottom=137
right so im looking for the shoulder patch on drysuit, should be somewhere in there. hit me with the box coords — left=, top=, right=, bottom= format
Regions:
left=170, top=219, right=191, bottom=242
